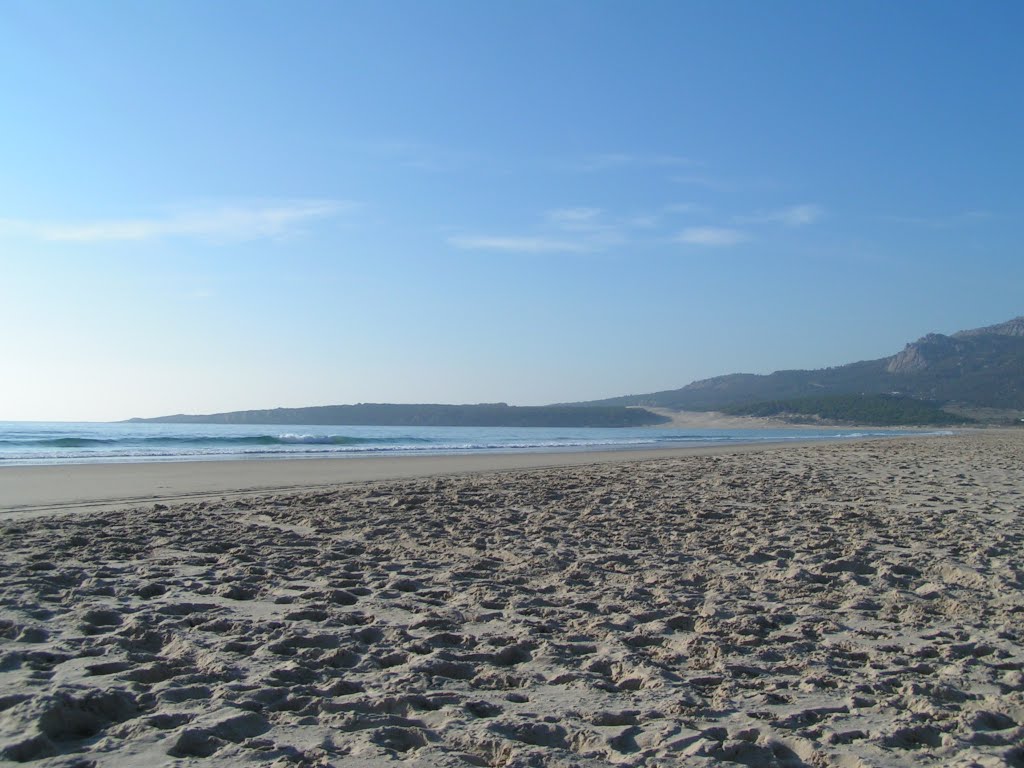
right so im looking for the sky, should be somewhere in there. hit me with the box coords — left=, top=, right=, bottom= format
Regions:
left=1, top=1, right=1021, bottom=421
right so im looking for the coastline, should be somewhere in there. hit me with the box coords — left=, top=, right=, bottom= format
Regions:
left=1, top=438, right=860, bottom=518
left=0, top=420, right=922, bottom=468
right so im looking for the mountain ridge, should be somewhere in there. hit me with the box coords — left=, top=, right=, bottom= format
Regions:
left=128, top=316, right=1023, bottom=427
left=570, top=316, right=1024, bottom=417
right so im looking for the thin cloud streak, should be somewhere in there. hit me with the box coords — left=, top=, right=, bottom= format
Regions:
left=742, top=203, right=823, bottom=227
left=545, top=207, right=603, bottom=230
left=452, top=205, right=644, bottom=255
left=0, top=200, right=352, bottom=243
left=448, top=235, right=593, bottom=254
left=675, top=226, right=747, bottom=246
left=452, top=199, right=825, bottom=255
left=545, top=207, right=627, bottom=246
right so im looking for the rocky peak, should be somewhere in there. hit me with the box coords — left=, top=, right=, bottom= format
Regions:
left=953, top=316, right=1024, bottom=339
left=886, top=317, right=1023, bottom=374
left=886, top=333, right=959, bottom=374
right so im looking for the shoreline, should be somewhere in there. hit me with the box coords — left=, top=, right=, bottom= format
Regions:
left=0, top=438, right=865, bottom=518
left=0, top=420, right=938, bottom=469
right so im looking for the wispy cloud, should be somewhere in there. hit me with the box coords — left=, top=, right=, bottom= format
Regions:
left=545, top=207, right=603, bottom=230
left=452, top=198, right=823, bottom=255
left=447, top=235, right=592, bottom=254
left=545, top=206, right=628, bottom=246
left=0, top=200, right=353, bottom=243
left=742, top=203, right=823, bottom=227
left=450, top=206, right=640, bottom=254
left=675, top=226, right=747, bottom=246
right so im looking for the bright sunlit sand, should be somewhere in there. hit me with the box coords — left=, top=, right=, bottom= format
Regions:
left=2, top=432, right=1023, bottom=766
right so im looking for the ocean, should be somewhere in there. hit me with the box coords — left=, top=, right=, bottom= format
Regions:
left=0, top=421, right=942, bottom=466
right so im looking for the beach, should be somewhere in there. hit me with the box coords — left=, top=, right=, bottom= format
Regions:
left=1, top=431, right=1022, bottom=766
left=0, top=440, right=837, bottom=519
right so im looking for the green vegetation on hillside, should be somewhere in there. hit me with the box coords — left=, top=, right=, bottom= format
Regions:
left=722, top=394, right=974, bottom=426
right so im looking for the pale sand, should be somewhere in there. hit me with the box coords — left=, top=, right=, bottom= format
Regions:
left=0, top=442, right=826, bottom=518
left=640, top=409, right=797, bottom=430
left=1, top=432, right=1022, bottom=766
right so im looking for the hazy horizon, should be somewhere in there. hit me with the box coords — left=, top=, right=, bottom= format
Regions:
left=5, top=311, right=1019, bottom=425
left=2, top=2, right=1021, bottom=422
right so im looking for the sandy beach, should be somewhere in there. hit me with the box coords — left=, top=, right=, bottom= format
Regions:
left=1, top=431, right=1022, bottom=766
left=0, top=441, right=833, bottom=519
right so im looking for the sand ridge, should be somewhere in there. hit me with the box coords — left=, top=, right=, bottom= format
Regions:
left=1, top=432, right=1023, bottom=766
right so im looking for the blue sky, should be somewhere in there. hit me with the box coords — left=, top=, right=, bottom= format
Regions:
left=1, top=1, right=1021, bottom=421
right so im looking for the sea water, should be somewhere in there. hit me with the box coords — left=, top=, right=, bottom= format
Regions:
left=0, top=421, right=944, bottom=466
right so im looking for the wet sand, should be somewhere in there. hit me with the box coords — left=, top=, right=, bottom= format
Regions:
left=1, top=431, right=1022, bottom=766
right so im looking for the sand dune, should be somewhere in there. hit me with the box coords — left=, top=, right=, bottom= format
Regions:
left=1, top=432, right=1023, bottom=766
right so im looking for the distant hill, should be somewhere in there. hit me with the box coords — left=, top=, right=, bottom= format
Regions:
left=130, top=317, right=1023, bottom=429
left=571, top=316, right=1024, bottom=421
left=126, top=403, right=670, bottom=428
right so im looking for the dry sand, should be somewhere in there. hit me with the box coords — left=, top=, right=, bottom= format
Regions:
left=639, top=409, right=797, bottom=430
left=1, top=431, right=1022, bottom=767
